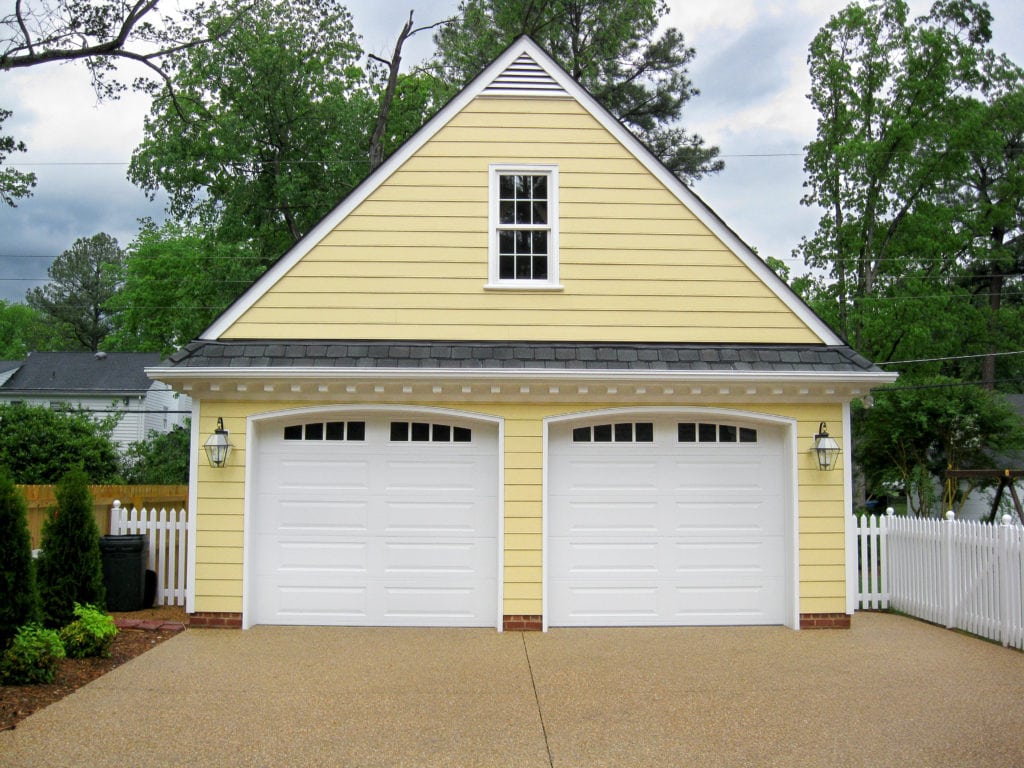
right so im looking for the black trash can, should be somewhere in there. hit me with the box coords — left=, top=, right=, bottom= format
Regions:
left=99, top=534, right=148, bottom=611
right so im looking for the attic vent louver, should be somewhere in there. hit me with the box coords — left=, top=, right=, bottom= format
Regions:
left=482, top=53, right=566, bottom=97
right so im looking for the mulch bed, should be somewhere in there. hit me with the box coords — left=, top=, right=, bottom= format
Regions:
left=0, top=620, right=184, bottom=731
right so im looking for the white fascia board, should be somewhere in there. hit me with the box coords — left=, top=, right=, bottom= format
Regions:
left=200, top=40, right=545, bottom=341
left=147, top=365, right=898, bottom=387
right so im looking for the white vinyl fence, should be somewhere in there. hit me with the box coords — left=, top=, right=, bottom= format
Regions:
left=109, top=501, right=189, bottom=607
left=855, top=511, right=1024, bottom=649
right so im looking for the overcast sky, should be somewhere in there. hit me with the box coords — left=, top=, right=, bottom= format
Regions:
left=1, top=0, right=1022, bottom=303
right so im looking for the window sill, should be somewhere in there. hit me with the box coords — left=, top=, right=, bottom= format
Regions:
left=484, top=283, right=565, bottom=292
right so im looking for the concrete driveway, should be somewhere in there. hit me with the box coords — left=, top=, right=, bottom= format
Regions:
left=2, top=613, right=1022, bottom=767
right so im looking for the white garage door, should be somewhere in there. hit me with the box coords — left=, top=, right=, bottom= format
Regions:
left=250, top=414, right=498, bottom=627
left=549, top=416, right=787, bottom=626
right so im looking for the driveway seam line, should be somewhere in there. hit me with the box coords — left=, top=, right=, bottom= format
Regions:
left=521, top=632, right=555, bottom=768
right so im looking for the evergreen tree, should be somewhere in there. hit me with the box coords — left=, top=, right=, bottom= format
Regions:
left=0, top=468, right=38, bottom=644
left=36, top=467, right=106, bottom=627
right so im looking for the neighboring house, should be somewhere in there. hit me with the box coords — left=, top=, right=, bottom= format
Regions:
left=0, top=360, right=23, bottom=387
left=0, top=351, right=192, bottom=451
left=150, top=38, right=896, bottom=631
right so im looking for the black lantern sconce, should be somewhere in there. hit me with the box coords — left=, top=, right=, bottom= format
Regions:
left=812, top=422, right=841, bottom=471
left=203, top=417, right=233, bottom=469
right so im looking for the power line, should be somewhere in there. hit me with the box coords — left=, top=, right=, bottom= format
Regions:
left=871, top=377, right=1024, bottom=392
left=878, top=350, right=1024, bottom=366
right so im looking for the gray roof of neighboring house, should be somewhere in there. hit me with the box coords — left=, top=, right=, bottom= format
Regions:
left=163, top=340, right=882, bottom=373
left=0, top=360, right=24, bottom=374
left=1, top=352, right=163, bottom=394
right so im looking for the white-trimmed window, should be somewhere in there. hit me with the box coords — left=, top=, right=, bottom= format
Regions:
left=487, top=164, right=560, bottom=288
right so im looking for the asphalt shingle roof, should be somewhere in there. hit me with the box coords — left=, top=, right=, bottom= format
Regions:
left=1, top=352, right=162, bottom=393
left=163, top=341, right=880, bottom=374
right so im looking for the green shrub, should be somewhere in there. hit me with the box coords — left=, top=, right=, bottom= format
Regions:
left=59, top=603, right=118, bottom=659
left=0, top=402, right=121, bottom=484
left=0, top=468, right=39, bottom=644
left=0, top=624, right=65, bottom=684
left=36, top=467, right=106, bottom=627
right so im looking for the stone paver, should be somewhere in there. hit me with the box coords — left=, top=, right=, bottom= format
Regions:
left=1, top=614, right=1022, bottom=767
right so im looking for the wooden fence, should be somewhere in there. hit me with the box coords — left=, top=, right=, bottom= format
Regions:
left=19, top=485, right=188, bottom=550
left=110, top=502, right=189, bottom=607
left=855, top=512, right=1024, bottom=649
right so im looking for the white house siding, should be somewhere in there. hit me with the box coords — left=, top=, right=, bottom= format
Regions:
left=0, top=386, right=192, bottom=452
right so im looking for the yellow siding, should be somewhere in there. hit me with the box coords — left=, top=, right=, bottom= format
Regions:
left=221, top=98, right=822, bottom=344
left=192, top=400, right=848, bottom=620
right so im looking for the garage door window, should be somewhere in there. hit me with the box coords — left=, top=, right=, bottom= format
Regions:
left=677, top=422, right=757, bottom=443
left=390, top=421, right=472, bottom=443
left=283, top=421, right=366, bottom=441
left=572, top=422, right=654, bottom=443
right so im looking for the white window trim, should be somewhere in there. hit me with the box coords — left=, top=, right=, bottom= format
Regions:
left=485, top=163, right=562, bottom=290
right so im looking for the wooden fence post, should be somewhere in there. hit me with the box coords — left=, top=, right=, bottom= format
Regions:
left=109, top=500, right=122, bottom=535
left=1000, top=513, right=1013, bottom=647
left=943, top=510, right=956, bottom=629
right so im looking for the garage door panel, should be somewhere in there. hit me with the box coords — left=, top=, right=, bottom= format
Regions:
left=259, top=539, right=368, bottom=573
left=273, top=458, right=371, bottom=491
left=382, top=501, right=484, bottom=535
left=381, top=539, right=492, bottom=575
left=669, top=585, right=782, bottom=625
left=549, top=458, right=660, bottom=494
left=260, top=500, right=370, bottom=535
left=274, top=586, right=368, bottom=621
left=383, top=458, right=488, bottom=490
left=547, top=500, right=659, bottom=536
left=381, top=583, right=496, bottom=624
left=556, top=586, right=660, bottom=622
left=671, top=460, right=761, bottom=490
left=252, top=416, right=499, bottom=627
left=556, top=540, right=660, bottom=574
left=672, top=501, right=783, bottom=537
left=549, top=417, right=788, bottom=627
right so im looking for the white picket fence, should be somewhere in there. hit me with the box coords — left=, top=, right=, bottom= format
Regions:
left=855, top=511, right=1024, bottom=649
left=109, top=501, right=189, bottom=607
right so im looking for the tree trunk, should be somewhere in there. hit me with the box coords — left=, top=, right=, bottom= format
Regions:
left=369, top=12, right=415, bottom=173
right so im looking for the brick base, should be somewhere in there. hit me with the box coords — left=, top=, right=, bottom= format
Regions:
left=189, top=611, right=243, bottom=628
left=800, top=612, right=851, bottom=629
left=503, top=614, right=543, bottom=631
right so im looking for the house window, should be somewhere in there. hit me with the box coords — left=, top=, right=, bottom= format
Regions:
left=488, top=165, right=560, bottom=289
left=390, top=422, right=472, bottom=443
left=283, top=421, right=365, bottom=441
left=572, top=422, right=654, bottom=443
left=678, top=422, right=757, bottom=443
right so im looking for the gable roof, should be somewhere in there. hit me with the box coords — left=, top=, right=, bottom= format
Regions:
left=201, top=36, right=842, bottom=346
left=1, top=352, right=162, bottom=395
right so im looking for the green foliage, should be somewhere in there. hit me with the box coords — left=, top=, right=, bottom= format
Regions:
left=0, top=469, right=39, bottom=644
left=0, top=300, right=77, bottom=357
left=432, top=0, right=722, bottom=182
left=107, top=221, right=264, bottom=353
left=0, top=108, right=36, bottom=206
left=59, top=603, right=118, bottom=659
left=797, top=0, right=1024, bottom=377
left=36, top=467, right=106, bottom=628
left=854, top=380, right=1024, bottom=516
left=129, top=0, right=380, bottom=265
left=122, top=423, right=191, bottom=485
left=25, top=233, right=126, bottom=352
left=0, top=403, right=121, bottom=484
left=0, top=624, right=65, bottom=685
